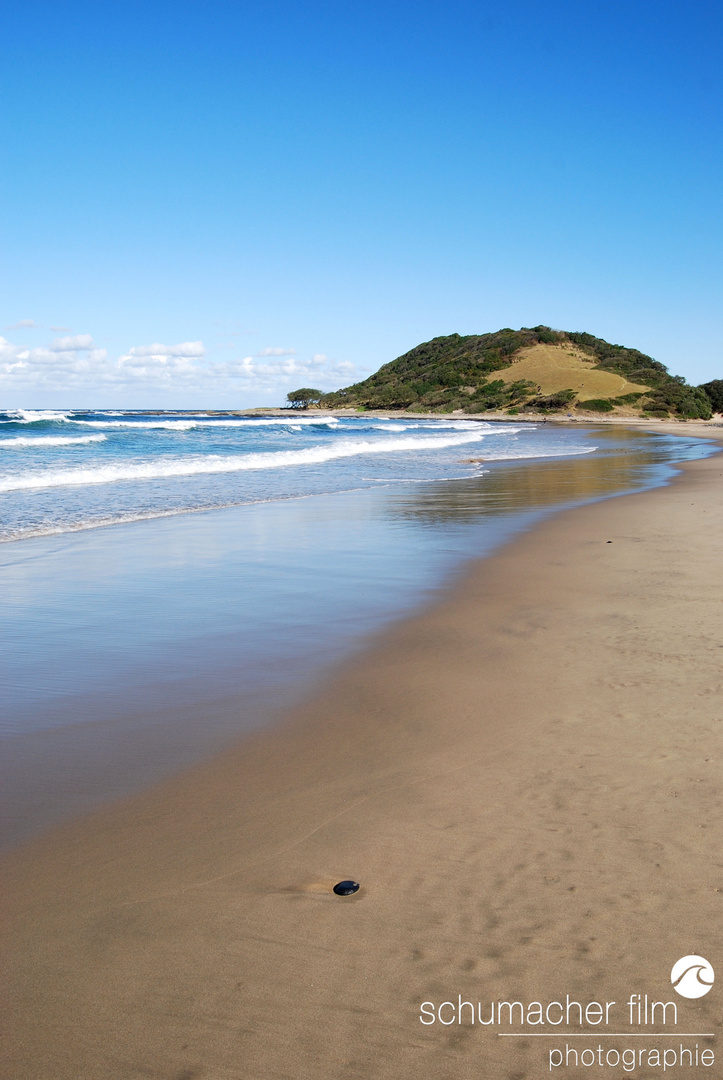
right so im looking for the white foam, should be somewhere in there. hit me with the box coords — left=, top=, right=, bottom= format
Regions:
left=68, top=416, right=342, bottom=430
left=0, top=434, right=106, bottom=448
left=70, top=419, right=199, bottom=430
left=0, top=486, right=384, bottom=543
left=1, top=409, right=72, bottom=423
left=367, top=422, right=526, bottom=434
left=424, top=422, right=526, bottom=433
left=199, top=416, right=341, bottom=426
left=477, top=446, right=597, bottom=462
left=0, top=432, right=484, bottom=493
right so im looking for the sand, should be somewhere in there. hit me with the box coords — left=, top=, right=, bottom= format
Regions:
left=2, top=439, right=722, bottom=1080
left=500, top=343, right=651, bottom=402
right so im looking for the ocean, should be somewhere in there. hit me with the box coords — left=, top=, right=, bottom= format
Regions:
left=0, top=411, right=716, bottom=847
left=0, top=409, right=604, bottom=542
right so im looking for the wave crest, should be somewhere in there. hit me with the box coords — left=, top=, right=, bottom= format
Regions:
left=0, top=410, right=72, bottom=424
left=0, top=434, right=107, bottom=448
left=0, top=432, right=484, bottom=492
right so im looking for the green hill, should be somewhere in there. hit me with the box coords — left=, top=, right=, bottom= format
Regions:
left=313, top=327, right=711, bottom=419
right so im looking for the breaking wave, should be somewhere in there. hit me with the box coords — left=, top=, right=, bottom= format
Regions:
left=0, top=431, right=484, bottom=492
left=0, top=434, right=107, bottom=448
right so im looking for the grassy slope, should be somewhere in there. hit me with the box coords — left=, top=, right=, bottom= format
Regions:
left=318, top=327, right=712, bottom=419
left=501, top=344, right=650, bottom=404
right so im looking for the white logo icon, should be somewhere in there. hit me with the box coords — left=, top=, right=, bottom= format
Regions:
left=671, top=955, right=715, bottom=998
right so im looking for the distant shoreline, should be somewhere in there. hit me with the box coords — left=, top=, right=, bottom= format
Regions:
left=22, top=406, right=722, bottom=427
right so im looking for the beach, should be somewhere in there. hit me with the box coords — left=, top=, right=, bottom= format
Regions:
left=2, top=426, right=722, bottom=1079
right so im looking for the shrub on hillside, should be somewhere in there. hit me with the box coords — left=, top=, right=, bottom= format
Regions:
left=525, top=389, right=577, bottom=411
left=700, top=379, right=723, bottom=413
left=612, top=392, right=646, bottom=405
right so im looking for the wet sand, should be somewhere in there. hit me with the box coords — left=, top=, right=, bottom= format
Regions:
left=2, top=437, right=722, bottom=1079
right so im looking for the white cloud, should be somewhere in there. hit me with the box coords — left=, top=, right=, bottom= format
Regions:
left=0, top=336, right=109, bottom=390
left=0, top=337, right=28, bottom=372
left=123, top=341, right=205, bottom=359
left=216, top=352, right=357, bottom=390
left=330, top=360, right=356, bottom=375
left=0, top=333, right=357, bottom=406
left=50, top=334, right=95, bottom=351
left=49, top=325, right=72, bottom=332
left=112, top=342, right=207, bottom=385
left=5, top=319, right=37, bottom=330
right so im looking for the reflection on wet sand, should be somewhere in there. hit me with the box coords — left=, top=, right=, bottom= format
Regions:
left=383, top=429, right=705, bottom=526
left=0, top=426, right=715, bottom=850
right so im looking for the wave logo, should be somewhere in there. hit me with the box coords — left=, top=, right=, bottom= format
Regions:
left=671, top=955, right=715, bottom=998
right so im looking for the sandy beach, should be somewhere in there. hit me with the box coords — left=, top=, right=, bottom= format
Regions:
left=2, top=429, right=722, bottom=1079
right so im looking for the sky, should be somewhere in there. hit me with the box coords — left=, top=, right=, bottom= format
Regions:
left=1, top=0, right=721, bottom=408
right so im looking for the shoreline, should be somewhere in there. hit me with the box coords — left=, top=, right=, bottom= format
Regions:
left=0, top=419, right=718, bottom=550
left=2, top=431, right=722, bottom=1078
left=1, top=424, right=715, bottom=853
left=10, top=404, right=722, bottom=426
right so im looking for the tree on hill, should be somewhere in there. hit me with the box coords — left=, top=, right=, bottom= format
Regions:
left=286, top=388, right=323, bottom=409
left=700, top=379, right=723, bottom=413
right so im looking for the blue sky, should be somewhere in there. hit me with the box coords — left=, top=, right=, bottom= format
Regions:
left=1, top=0, right=721, bottom=407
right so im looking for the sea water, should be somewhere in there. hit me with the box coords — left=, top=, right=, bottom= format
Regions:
left=0, top=410, right=604, bottom=542
left=0, top=412, right=717, bottom=847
